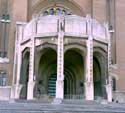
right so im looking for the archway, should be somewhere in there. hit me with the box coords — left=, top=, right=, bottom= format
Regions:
left=19, top=50, right=30, bottom=99
left=93, top=51, right=107, bottom=100
left=64, top=49, right=84, bottom=99
left=35, top=48, right=57, bottom=98
left=93, top=56, right=102, bottom=98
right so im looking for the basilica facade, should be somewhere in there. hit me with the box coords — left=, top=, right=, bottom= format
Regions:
left=0, top=0, right=125, bottom=103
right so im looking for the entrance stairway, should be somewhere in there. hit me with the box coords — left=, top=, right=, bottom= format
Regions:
left=0, top=99, right=125, bottom=113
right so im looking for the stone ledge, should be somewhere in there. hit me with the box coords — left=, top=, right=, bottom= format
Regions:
left=0, top=57, right=9, bottom=63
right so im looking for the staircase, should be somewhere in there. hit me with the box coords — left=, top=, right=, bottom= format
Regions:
left=0, top=99, right=125, bottom=113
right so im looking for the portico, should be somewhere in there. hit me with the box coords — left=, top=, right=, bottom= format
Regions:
left=13, top=14, right=112, bottom=102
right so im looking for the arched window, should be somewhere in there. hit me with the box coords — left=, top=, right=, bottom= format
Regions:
left=56, top=8, right=61, bottom=15
left=49, top=8, right=54, bottom=15
left=42, top=7, right=71, bottom=16
left=0, top=71, right=7, bottom=86
left=43, top=11, right=48, bottom=16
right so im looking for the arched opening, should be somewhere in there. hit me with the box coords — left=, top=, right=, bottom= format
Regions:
left=64, top=49, right=84, bottom=99
left=93, top=51, right=107, bottom=100
left=35, top=48, right=57, bottom=98
left=112, top=77, right=116, bottom=91
left=19, top=50, right=30, bottom=99
left=93, top=56, right=102, bottom=98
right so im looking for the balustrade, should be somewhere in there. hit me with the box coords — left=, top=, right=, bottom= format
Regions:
left=17, top=15, right=108, bottom=43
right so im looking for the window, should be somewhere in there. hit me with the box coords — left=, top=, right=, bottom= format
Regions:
left=49, top=8, right=54, bottom=15
left=56, top=8, right=60, bottom=15
left=0, top=0, right=11, bottom=58
left=42, top=7, right=71, bottom=16
left=0, top=71, right=7, bottom=86
left=43, top=11, right=48, bottom=16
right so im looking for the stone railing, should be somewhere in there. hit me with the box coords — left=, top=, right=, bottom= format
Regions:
left=23, top=19, right=36, bottom=39
left=92, top=19, right=106, bottom=42
left=37, top=16, right=59, bottom=36
left=17, top=15, right=108, bottom=43
left=65, top=15, right=87, bottom=37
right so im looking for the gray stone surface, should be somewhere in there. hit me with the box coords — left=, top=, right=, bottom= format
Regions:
left=0, top=100, right=125, bottom=113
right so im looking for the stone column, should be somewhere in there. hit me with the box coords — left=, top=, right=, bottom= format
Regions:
left=106, top=24, right=112, bottom=102
left=84, top=15, right=94, bottom=100
left=27, top=37, right=35, bottom=100
left=56, top=17, right=64, bottom=99
left=15, top=24, right=24, bottom=99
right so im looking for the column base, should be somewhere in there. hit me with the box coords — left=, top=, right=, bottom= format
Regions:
left=10, top=84, right=16, bottom=99
left=52, top=98, right=62, bottom=104
left=14, top=84, right=23, bottom=99
left=85, top=82, right=94, bottom=100
left=27, top=81, right=35, bottom=100
left=56, top=80, right=64, bottom=99
left=106, top=84, right=112, bottom=102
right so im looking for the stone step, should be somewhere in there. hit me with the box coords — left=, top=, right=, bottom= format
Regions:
left=0, top=100, right=125, bottom=113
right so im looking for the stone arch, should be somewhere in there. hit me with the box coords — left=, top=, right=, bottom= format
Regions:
left=34, top=47, right=57, bottom=98
left=64, top=43, right=86, bottom=57
left=93, top=42, right=108, bottom=53
left=64, top=47, right=85, bottom=99
left=35, top=43, right=57, bottom=78
left=37, top=43, right=57, bottom=59
left=22, top=47, right=30, bottom=58
left=93, top=47, right=107, bottom=57
left=31, top=0, right=85, bottom=18
left=19, top=47, right=30, bottom=99
left=93, top=47, right=107, bottom=99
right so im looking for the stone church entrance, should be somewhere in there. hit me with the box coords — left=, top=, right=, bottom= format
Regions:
left=14, top=13, right=112, bottom=102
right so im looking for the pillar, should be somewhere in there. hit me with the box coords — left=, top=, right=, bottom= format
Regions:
left=84, top=15, right=94, bottom=100
left=106, top=24, right=112, bottom=102
left=27, top=37, right=35, bottom=100
left=56, top=16, right=64, bottom=99
left=14, top=24, right=24, bottom=99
